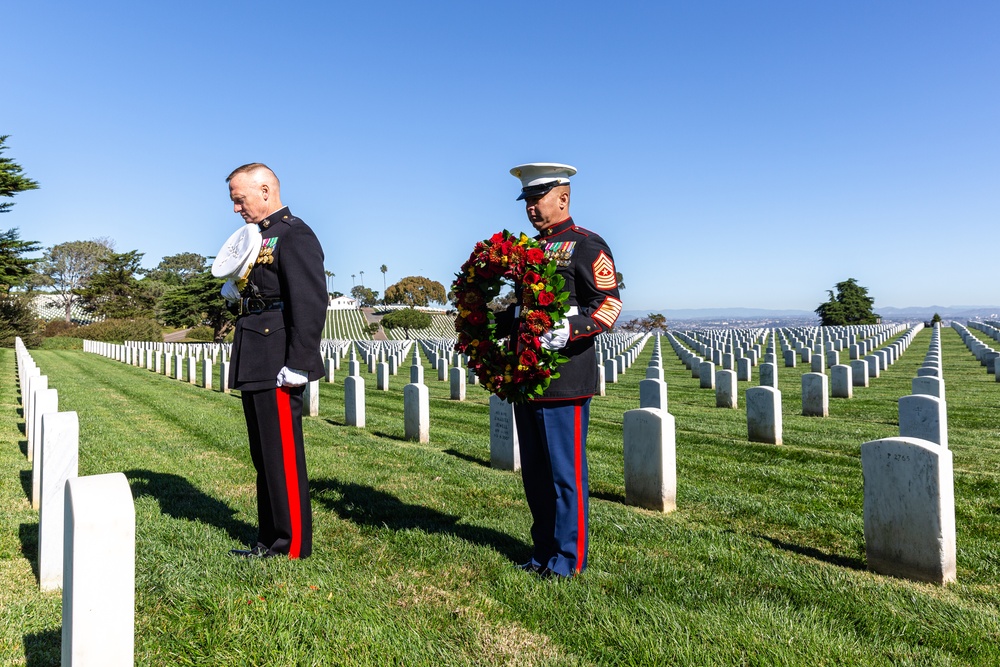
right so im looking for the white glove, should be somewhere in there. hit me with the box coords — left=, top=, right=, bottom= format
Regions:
left=221, top=279, right=241, bottom=303
left=276, top=366, right=309, bottom=387
left=539, top=318, right=570, bottom=351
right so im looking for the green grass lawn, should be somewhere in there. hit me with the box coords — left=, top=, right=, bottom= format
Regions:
left=2, top=326, right=999, bottom=665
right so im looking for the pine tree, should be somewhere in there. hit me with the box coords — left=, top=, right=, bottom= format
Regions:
left=815, top=278, right=879, bottom=326
left=0, top=136, right=39, bottom=214
left=0, top=139, right=42, bottom=345
left=0, top=228, right=41, bottom=292
left=77, top=250, right=157, bottom=319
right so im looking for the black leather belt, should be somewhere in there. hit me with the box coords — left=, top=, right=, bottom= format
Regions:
left=239, top=298, right=284, bottom=316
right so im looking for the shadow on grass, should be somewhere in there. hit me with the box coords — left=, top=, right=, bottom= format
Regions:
left=124, top=469, right=256, bottom=545
left=589, top=487, right=627, bottom=505
left=312, top=477, right=528, bottom=563
left=443, top=448, right=490, bottom=468
left=752, top=532, right=865, bottom=571
left=371, top=430, right=407, bottom=443
left=19, top=438, right=28, bottom=457
left=18, top=523, right=39, bottom=580
left=20, top=469, right=31, bottom=501
left=322, top=418, right=346, bottom=427
left=23, top=628, right=60, bottom=667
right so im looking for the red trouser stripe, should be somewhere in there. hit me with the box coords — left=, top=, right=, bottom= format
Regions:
left=276, top=387, right=302, bottom=559
left=574, top=403, right=584, bottom=573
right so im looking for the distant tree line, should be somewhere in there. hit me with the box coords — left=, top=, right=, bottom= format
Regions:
left=619, top=313, right=667, bottom=334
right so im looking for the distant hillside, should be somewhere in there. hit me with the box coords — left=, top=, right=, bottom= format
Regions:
left=620, top=308, right=815, bottom=322
left=875, top=305, right=1000, bottom=320
left=620, top=305, right=1000, bottom=324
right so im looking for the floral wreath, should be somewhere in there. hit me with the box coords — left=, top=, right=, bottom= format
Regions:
left=451, top=230, right=570, bottom=403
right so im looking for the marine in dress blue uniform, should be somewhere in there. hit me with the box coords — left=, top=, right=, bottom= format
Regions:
left=508, top=163, right=622, bottom=577
left=224, top=163, right=327, bottom=559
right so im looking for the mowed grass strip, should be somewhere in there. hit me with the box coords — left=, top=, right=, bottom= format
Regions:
left=0, top=325, right=997, bottom=666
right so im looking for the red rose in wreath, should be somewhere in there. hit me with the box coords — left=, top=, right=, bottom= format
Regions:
left=525, top=247, right=545, bottom=264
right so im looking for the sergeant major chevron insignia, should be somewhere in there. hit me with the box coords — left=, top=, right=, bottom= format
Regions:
left=592, top=251, right=617, bottom=290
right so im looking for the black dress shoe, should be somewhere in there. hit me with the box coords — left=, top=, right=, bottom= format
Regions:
left=230, top=546, right=275, bottom=558
left=516, top=561, right=557, bottom=577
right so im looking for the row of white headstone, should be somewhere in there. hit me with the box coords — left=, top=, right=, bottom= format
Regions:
left=664, top=324, right=922, bottom=442
left=16, top=338, right=135, bottom=665
left=623, top=337, right=676, bottom=511
left=861, top=323, right=956, bottom=585
left=113, top=338, right=363, bottom=365
left=84, top=339, right=358, bottom=416
left=663, top=323, right=958, bottom=585
left=86, top=338, right=399, bottom=428
left=85, top=339, right=233, bottom=391
left=600, top=333, right=652, bottom=390
left=799, top=323, right=924, bottom=417
left=340, top=346, right=445, bottom=440
left=968, top=319, right=1000, bottom=349
left=91, top=334, right=594, bottom=449
left=954, top=322, right=1000, bottom=380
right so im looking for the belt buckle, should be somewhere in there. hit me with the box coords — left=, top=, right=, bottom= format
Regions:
left=246, top=298, right=266, bottom=314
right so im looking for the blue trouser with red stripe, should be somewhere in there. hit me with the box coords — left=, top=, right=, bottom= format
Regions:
left=242, top=386, right=312, bottom=559
left=514, top=398, right=590, bottom=576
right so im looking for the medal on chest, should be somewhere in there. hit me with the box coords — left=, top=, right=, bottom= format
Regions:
left=543, top=241, right=576, bottom=267
left=257, top=237, right=278, bottom=265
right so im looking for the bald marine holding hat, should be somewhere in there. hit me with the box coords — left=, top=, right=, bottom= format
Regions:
left=219, top=162, right=327, bottom=560
left=504, top=162, right=623, bottom=577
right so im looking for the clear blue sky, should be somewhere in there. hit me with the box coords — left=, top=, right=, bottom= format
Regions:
left=5, top=1, right=998, bottom=312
